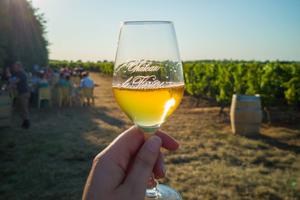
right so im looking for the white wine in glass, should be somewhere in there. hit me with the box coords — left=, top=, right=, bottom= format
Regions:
left=113, top=83, right=184, bottom=130
left=113, top=21, right=184, bottom=200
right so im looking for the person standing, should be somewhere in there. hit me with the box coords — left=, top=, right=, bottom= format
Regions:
left=12, top=61, right=31, bottom=129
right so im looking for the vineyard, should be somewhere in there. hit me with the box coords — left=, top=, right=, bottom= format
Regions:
left=49, top=60, right=114, bottom=76
left=1, top=73, right=299, bottom=199
left=50, top=60, right=300, bottom=108
left=184, top=61, right=300, bottom=107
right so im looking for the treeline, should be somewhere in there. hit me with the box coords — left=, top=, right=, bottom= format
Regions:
left=49, top=60, right=300, bottom=107
left=0, top=0, right=48, bottom=70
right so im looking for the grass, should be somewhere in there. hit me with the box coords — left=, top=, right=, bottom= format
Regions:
left=0, top=73, right=300, bottom=200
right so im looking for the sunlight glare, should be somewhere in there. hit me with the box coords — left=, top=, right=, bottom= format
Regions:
left=160, top=98, right=176, bottom=123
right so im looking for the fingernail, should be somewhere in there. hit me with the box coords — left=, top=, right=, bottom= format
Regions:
left=146, top=136, right=162, bottom=153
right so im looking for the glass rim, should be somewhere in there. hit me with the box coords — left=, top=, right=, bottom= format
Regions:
left=122, top=20, right=173, bottom=25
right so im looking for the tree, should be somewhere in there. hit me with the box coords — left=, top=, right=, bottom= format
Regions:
left=0, top=0, right=10, bottom=68
left=0, top=0, right=49, bottom=71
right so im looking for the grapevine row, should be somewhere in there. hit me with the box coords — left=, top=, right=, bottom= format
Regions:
left=49, top=60, right=300, bottom=107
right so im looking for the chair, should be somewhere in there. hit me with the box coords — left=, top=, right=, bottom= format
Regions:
left=50, top=75, right=59, bottom=86
left=80, top=87, right=95, bottom=106
left=38, top=87, right=52, bottom=108
left=70, top=76, right=81, bottom=86
left=57, top=87, right=72, bottom=107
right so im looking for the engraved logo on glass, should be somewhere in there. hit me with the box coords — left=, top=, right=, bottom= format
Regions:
left=116, top=60, right=165, bottom=88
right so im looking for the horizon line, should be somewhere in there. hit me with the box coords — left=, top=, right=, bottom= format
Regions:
left=49, top=58, right=300, bottom=63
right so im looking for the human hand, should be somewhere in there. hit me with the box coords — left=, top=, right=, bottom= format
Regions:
left=82, top=126, right=179, bottom=200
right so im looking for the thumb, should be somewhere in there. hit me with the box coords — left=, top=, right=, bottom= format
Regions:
left=123, top=135, right=161, bottom=194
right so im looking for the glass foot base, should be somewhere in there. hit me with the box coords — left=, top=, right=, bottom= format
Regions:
left=145, top=184, right=182, bottom=200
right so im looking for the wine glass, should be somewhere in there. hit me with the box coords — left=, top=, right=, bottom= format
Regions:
left=113, top=21, right=184, bottom=200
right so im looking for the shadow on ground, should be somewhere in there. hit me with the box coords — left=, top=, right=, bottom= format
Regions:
left=0, top=104, right=127, bottom=200
left=92, top=106, right=126, bottom=128
left=244, top=132, right=300, bottom=154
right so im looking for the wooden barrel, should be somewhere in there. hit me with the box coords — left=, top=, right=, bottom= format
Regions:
left=230, top=94, right=262, bottom=135
left=0, top=92, right=12, bottom=127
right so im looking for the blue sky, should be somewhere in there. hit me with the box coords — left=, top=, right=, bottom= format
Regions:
left=31, top=0, right=300, bottom=61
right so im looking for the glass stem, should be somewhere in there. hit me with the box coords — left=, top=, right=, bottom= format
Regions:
left=146, top=176, right=161, bottom=198
left=143, top=130, right=162, bottom=198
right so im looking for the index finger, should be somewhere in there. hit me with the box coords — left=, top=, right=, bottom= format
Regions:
left=155, top=130, right=179, bottom=151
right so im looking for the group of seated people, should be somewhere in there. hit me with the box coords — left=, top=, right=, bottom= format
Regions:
left=26, top=66, right=95, bottom=107
left=29, top=67, right=92, bottom=88
left=1, top=62, right=95, bottom=129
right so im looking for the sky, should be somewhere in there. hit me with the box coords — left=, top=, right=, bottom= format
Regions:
left=30, top=0, right=300, bottom=61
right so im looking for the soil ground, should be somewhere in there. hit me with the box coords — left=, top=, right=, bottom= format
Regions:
left=1, top=73, right=300, bottom=200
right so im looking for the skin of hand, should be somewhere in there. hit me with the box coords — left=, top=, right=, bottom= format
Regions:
left=82, top=126, right=179, bottom=200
